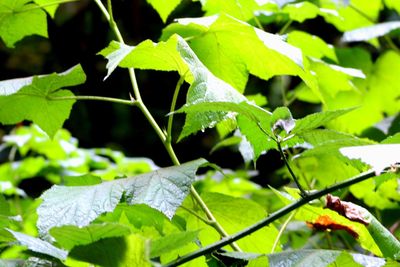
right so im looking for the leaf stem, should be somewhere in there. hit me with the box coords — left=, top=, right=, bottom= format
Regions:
left=276, top=140, right=308, bottom=197
left=48, top=95, right=136, bottom=106
left=167, top=75, right=186, bottom=144
left=279, top=19, right=293, bottom=35
left=270, top=211, right=296, bottom=253
left=163, top=169, right=377, bottom=267
left=93, top=0, right=241, bottom=252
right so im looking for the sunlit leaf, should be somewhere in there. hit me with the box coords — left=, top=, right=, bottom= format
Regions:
left=0, top=65, right=86, bottom=138
left=0, top=0, right=47, bottom=47
left=37, top=159, right=207, bottom=234
left=340, top=144, right=400, bottom=174
left=6, top=229, right=68, bottom=260
left=150, top=230, right=199, bottom=258
left=161, top=14, right=317, bottom=94
left=342, top=21, right=400, bottom=42
left=146, top=0, right=183, bottom=22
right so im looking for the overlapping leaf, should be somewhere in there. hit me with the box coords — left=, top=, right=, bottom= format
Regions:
left=161, top=14, right=317, bottom=94
left=99, top=34, right=246, bottom=139
left=0, top=65, right=86, bottom=138
left=0, top=0, right=47, bottom=47
left=37, top=159, right=206, bottom=234
left=146, top=0, right=183, bottom=22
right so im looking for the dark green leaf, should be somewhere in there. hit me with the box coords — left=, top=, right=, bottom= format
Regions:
left=0, top=65, right=86, bottom=137
left=150, top=230, right=199, bottom=258
left=37, top=159, right=207, bottom=234
left=50, top=223, right=132, bottom=250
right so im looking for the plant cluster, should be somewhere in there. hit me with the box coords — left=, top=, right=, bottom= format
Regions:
left=0, top=0, right=399, bottom=266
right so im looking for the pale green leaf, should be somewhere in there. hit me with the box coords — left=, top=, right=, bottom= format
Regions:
left=37, top=159, right=207, bottom=234
left=50, top=223, right=132, bottom=250
left=340, top=144, right=400, bottom=174
left=385, top=0, right=400, bottom=14
left=6, top=229, right=68, bottom=260
left=146, top=0, right=182, bottom=22
left=342, top=21, right=400, bottom=42
left=0, top=65, right=86, bottom=138
left=161, top=14, right=317, bottom=94
left=282, top=2, right=320, bottom=23
left=198, top=0, right=265, bottom=21
left=381, top=133, right=400, bottom=144
left=0, top=0, right=47, bottom=47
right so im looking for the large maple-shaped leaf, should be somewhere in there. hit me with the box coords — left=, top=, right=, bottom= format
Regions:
left=0, top=65, right=86, bottom=138
left=99, top=34, right=246, bottom=139
left=37, top=159, right=207, bottom=234
left=161, top=14, right=317, bottom=95
left=0, top=0, right=47, bottom=47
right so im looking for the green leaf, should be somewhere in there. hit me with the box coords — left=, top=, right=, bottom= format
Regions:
left=6, top=229, right=68, bottom=260
left=0, top=65, right=86, bottom=138
left=381, top=133, right=400, bottom=144
left=340, top=144, right=400, bottom=174
left=69, top=235, right=151, bottom=267
left=37, top=159, right=207, bottom=234
left=34, top=0, right=62, bottom=18
left=182, top=192, right=279, bottom=253
left=292, top=108, right=356, bottom=134
left=50, top=223, right=132, bottom=250
left=161, top=14, right=317, bottom=94
left=146, top=0, right=182, bottom=22
left=198, top=0, right=266, bottom=21
left=150, top=230, right=199, bottom=258
left=385, top=0, right=400, bottom=14
left=342, top=21, right=400, bottom=42
left=270, top=107, right=295, bottom=136
left=287, top=31, right=338, bottom=62
left=0, top=0, right=47, bottom=47
left=282, top=1, right=320, bottom=23
left=63, top=174, right=102, bottom=186
left=99, top=35, right=246, bottom=139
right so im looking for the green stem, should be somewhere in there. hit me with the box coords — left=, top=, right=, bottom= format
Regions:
left=167, top=75, right=186, bottom=144
left=276, top=140, right=308, bottom=197
left=271, top=211, right=295, bottom=253
left=48, top=95, right=136, bottom=106
left=93, top=0, right=241, bottom=252
left=163, top=169, right=377, bottom=267
left=279, top=19, right=293, bottom=35
left=181, top=205, right=213, bottom=225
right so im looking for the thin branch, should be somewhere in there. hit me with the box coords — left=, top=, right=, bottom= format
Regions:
left=163, top=169, right=376, bottom=267
left=167, top=75, right=186, bottom=144
left=180, top=206, right=213, bottom=225
left=15, top=0, right=77, bottom=13
left=48, top=95, right=136, bottom=106
left=276, top=141, right=308, bottom=197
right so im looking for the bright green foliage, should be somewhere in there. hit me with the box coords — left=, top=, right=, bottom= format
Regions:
left=180, top=192, right=280, bottom=253
left=150, top=230, right=199, bottom=258
left=0, top=65, right=86, bottom=138
left=161, top=14, right=317, bottom=94
left=34, top=0, right=61, bottom=18
left=0, top=0, right=47, bottom=47
left=146, top=0, right=183, bottom=22
left=37, top=159, right=206, bottom=234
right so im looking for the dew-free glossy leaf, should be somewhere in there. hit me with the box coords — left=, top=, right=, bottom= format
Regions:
left=146, top=0, right=182, bottom=22
left=342, top=21, right=400, bottom=42
left=198, top=0, right=264, bottom=21
left=0, top=65, right=86, bottom=138
left=0, top=0, right=47, bottom=47
left=150, top=230, right=199, bottom=258
left=37, top=159, right=206, bottom=234
left=7, top=229, right=68, bottom=260
left=50, top=223, right=131, bottom=250
left=340, top=144, right=400, bottom=174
